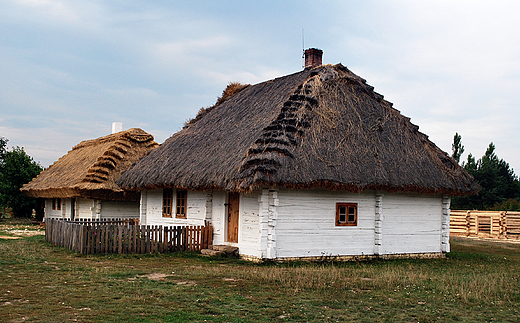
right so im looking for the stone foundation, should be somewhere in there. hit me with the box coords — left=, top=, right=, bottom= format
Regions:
left=240, top=252, right=445, bottom=263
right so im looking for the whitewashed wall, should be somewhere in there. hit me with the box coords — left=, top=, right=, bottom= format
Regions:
left=100, top=200, right=139, bottom=218
left=142, top=189, right=207, bottom=226
left=210, top=191, right=227, bottom=245
left=235, top=190, right=261, bottom=257
left=273, top=189, right=376, bottom=258
left=44, top=198, right=139, bottom=220
left=138, top=188, right=446, bottom=259
left=76, top=198, right=92, bottom=219
left=44, top=198, right=66, bottom=219
left=381, top=193, right=443, bottom=254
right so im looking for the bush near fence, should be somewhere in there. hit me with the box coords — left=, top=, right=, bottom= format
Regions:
left=450, top=210, right=520, bottom=239
left=45, top=218, right=213, bottom=254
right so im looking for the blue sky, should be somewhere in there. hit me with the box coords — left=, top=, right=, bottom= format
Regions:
left=1, top=1, right=519, bottom=173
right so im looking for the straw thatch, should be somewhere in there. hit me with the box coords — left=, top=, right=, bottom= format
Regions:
left=21, top=128, right=159, bottom=201
left=184, top=82, right=251, bottom=128
left=117, top=64, right=479, bottom=196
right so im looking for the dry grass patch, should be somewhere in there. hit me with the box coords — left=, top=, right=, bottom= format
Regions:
left=0, top=229, right=519, bottom=322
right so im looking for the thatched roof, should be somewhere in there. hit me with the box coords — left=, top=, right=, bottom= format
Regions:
left=22, top=128, right=159, bottom=201
left=117, top=64, right=479, bottom=196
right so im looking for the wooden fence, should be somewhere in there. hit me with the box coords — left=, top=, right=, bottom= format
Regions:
left=45, top=218, right=213, bottom=254
left=450, top=210, right=520, bottom=240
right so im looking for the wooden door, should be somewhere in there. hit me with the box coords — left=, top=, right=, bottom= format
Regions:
left=227, top=192, right=240, bottom=243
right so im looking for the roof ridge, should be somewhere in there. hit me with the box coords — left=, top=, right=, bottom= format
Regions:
left=82, top=138, right=131, bottom=184
left=72, top=128, right=152, bottom=150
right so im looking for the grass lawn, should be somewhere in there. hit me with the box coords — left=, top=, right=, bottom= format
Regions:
left=0, top=220, right=519, bottom=322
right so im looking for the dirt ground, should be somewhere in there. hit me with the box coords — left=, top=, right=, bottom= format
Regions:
left=0, top=223, right=45, bottom=239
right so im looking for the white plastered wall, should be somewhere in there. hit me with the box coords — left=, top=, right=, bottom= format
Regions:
left=141, top=189, right=207, bottom=226
left=44, top=198, right=66, bottom=219
left=138, top=188, right=446, bottom=259
left=273, top=189, right=376, bottom=258
left=268, top=189, right=445, bottom=259
left=380, top=192, right=444, bottom=254
left=44, top=197, right=139, bottom=220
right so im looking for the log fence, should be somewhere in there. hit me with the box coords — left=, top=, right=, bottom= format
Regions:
left=45, top=218, right=213, bottom=254
left=450, top=210, right=520, bottom=240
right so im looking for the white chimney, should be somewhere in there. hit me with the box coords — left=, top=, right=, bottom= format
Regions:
left=112, top=122, right=123, bottom=134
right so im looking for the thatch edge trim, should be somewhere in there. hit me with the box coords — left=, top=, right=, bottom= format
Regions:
left=122, top=179, right=478, bottom=197
left=21, top=187, right=141, bottom=201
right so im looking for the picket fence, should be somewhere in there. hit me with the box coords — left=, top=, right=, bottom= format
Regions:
left=450, top=210, right=520, bottom=240
left=45, top=218, right=213, bottom=254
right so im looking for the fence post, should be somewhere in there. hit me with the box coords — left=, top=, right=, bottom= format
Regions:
left=500, top=211, right=507, bottom=238
left=466, top=211, right=471, bottom=237
left=475, top=212, right=479, bottom=236
left=490, top=213, right=495, bottom=237
left=118, top=225, right=123, bottom=254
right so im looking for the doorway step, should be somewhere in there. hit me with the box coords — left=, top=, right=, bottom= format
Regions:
left=201, top=245, right=239, bottom=257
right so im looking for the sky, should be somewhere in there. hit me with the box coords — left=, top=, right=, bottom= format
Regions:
left=1, top=1, right=519, bottom=174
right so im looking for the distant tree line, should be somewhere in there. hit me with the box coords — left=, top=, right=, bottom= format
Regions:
left=451, top=133, right=520, bottom=211
left=0, top=137, right=43, bottom=217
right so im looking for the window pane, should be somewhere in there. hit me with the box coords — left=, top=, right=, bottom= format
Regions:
left=348, top=206, right=356, bottom=222
left=339, top=206, right=346, bottom=222
left=163, top=189, right=172, bottom=216
left=176, top=190, right=187, bottom=217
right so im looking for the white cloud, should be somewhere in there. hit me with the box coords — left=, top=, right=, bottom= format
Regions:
left=1, top=0, right=520, bottom=173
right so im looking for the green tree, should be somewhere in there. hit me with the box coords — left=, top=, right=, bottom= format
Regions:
left=452, top=142, right=520, bottom=210
left=451, top=132, right=465, bottom=164
left=0, top=142, right=43, bottom=217
left=0, top=137, right=7, bottom=160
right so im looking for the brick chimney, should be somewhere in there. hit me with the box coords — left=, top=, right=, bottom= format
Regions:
left=304, top=48, right=323, bottom=69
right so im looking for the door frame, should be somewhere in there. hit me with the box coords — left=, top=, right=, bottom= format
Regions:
left=70, top=198, right=76, bottom=220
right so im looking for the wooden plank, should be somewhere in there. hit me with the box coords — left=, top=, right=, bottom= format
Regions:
left=144, top=226, right=149, bottom=254
left=96, top=223, right=101, bottom=254
left=160, top=226, right=165, bottom=253
left=165, top=227, right=170, bottom=252
left=140, top=225, right=145, bottom=254
left=140, top=226, right=145, bottom=254
left=105, top=224, right=110, bottom=254
left=45, top=220, right=214, bottom=256
left=102, top=224, right=107, bottom=254
left=132, top=225, right=137, bottom=254
left=85, top=225, right=90, bottom=254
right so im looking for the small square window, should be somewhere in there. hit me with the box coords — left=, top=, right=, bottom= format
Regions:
left=336, top=203, right=357, bottom=226
left=52, top=198, right=61, bottom=211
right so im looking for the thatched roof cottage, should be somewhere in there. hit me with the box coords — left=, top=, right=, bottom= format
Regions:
left=118, top=49, right=479, bottom=260
left=22, top=128, right=158, bottom=220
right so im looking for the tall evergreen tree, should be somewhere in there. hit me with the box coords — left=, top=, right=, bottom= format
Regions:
left=451, top=132, right=465, bottom=164
left=452, top=142, right=520, bottom=210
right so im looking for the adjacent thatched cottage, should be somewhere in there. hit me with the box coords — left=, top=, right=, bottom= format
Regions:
left=22, top=128, right=158, bottom=220
left=117, top=49, right=479, bottom=261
